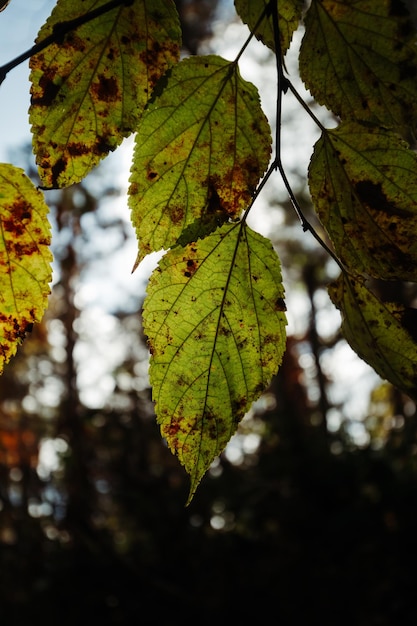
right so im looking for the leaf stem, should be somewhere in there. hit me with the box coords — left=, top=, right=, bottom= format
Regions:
left=0, top=0, right=133, bottom=85
left=286, top=80, right=327, bottom=133
left=275, top=158, right=344, bottom=271
left=233, top=4, right=270, bottom=65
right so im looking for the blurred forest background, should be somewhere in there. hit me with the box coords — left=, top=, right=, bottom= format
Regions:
left=2, top=1, right=417, bottom=624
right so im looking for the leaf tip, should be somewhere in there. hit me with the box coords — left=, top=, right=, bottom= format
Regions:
left=185, top=471, right=204, bottom=507
left=131, top=253, right=140, bottom=274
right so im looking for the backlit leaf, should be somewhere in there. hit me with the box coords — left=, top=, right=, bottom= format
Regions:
left=129, top=55, right=271, bottom=264
left=234, top=0, right=304, bottom=54
left=309, top=122, right=417, bottom=281
left=0, top=164, right=52, bottom=372
left=29, top=0, right=181, bottom=188
left=329, top=273, right=417, bottom=400
left=300, top=0, right=417, bottom=132
left=143, top=222, right=287, bottom=503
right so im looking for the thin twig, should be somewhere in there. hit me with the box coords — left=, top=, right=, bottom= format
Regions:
left=267, top=0, right=343, bottom=271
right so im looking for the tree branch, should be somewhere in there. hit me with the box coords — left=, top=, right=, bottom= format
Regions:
left=0, top=0, right=134, bottom=85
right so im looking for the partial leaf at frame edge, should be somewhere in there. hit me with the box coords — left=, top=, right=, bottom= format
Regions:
left=143, top=222, right=287, bottom=503
left=0, top=164, right=52, bottom=372
left=129, top=55, right=272, bottom=263
left=29, top=0, right=181, bottom=188
left=234, top=0, right=304, bottom=55
left=309, top=122, right=417, bottom=281
left=300, top=0, right=417, bottom=132
left=329, top=274, right=417, bottom=400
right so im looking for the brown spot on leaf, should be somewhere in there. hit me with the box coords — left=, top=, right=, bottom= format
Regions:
left=219, top=325, right=232, bottom=337
left=51, top=157, right=67, bottom=186
left=275, top=298, right=287, bottom=312
left=2, top=200, right=31, bottom=237
left=67, top=143, right=90, bottom=157
left=107, top=47, right=117, bottom=62
left=139, top=40, right=177, bottom=89
left=205, top=153, right=261, bottom=218
left=6, top=240, right=38, bottom=260
left=170, top=206, right=185, bottom=225
left=64, top=31, right=86, bottom=52
left=91, top=75, right=119, bottom=103
left=31, top=68, right=63, bottom=107
left=95, top=135, right=116, bottom=154
left=186, top=259, right=197, bottom=270
left=231, top=397, right=247, bottom=415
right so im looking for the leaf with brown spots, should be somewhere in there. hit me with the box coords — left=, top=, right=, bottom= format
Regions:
left=143, top=222, right=287, bottom=503
left=300, top=0, right=417, bottom=133
left=0, top=164, right=52, bottom=373
left=129, top=55, right=272, bottom=264
left=309, top=122, right=417, bottom=281
left=29, top=0, right=181, bottom=188
left=329, top=273, right=417, bottom=400
left=235, top=0, right=304, bottom=55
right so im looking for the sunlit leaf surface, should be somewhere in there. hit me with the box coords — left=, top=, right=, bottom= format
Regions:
left=234, top=0, right=304, bottom=54
left=143, top=222, right=287, bottom=502
left=309, top=123, right=417, bottom=280
left=329, top=273, right=417, bottom=400
left=300, top=0, right=417, bottom=132
left=29, top=0, right=181, bottom=187
left=129, top=55, right=271, bottom=263
left=0, top=164, right=52, bottom=372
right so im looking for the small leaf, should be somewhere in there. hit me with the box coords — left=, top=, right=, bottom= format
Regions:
left=309, top=123, right=417, bottom=281
left=329, top=273, right=417, bottom=400
left=143, top=222, right=287, bottom=502
left=29, top=0, right=181, bottom=188
left=300, top=0, right=417, bottom=132
left=0, top=164, right=52, bottom=372
left=129, top=55, right=272, bottom=263
left=234, top=0, right=304, bottom=55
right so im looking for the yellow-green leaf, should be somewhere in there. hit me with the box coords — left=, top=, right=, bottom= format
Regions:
left=329, top=273, right=417, bottom=400
left=234, top=0, right=303, bottom=54
left=300, top=0, right=417, bottom=132
left=0, top=164, right=52, bottom=372
left=143, top=222, right=287, bottom=503
left=129, top=55, right=272, bottom=263
left=29, top=0, right=181, bottom=188
left=309, top=122, right=417, bottom=281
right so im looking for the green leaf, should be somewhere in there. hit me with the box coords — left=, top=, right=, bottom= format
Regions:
left=234, top=0, right=304, bottom=55
left=29, top=0, right=181, bottom=188
left=299, top=0, right=417, bottom=132
left=309, top=122, right=417, bottom=281
left=329, top=273, right=417, bottom=400
left=0, top=164, right=52, bottom=372
left=143, top=222, right=287, bottom=503
left=129, top=55, right=272, bottom=264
